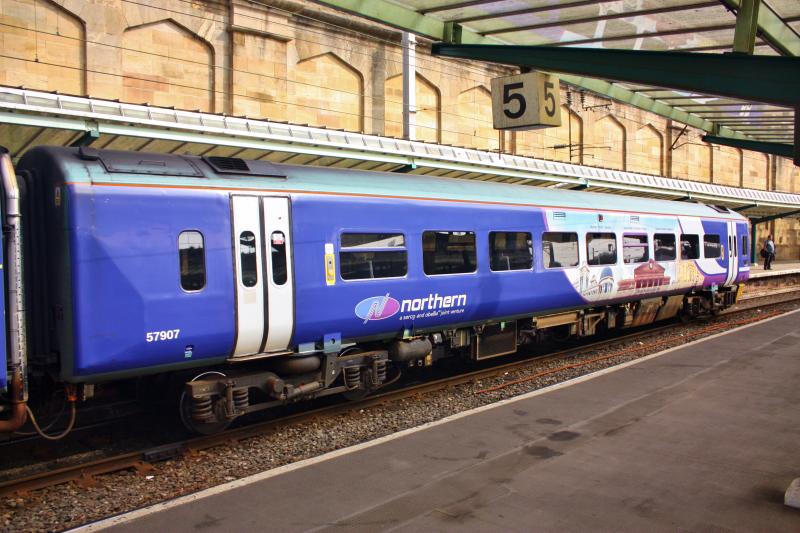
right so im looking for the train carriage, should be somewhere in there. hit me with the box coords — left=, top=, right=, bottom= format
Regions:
left=0, top=146, right=749, bottom=434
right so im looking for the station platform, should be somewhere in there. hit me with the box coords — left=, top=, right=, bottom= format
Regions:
left=748, top=261, right=800, bottom=279
left=91, top=310, right=800, bottom=532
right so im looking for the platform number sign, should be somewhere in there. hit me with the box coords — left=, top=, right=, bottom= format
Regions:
left=491, top=72, right=561, bottom=131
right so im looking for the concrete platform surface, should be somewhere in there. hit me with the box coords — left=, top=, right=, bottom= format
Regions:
left=749, top=261, right=800, bottom=279
left=95, top=311, right=800, bottom=533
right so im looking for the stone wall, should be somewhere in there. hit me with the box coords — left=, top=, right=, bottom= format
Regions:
left=1, top=0, right=798, bottom=258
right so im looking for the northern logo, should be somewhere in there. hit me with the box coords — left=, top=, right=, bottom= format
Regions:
left=355, top=294, right=400, bottom=324
left=355, top=292, right=468, bottom=324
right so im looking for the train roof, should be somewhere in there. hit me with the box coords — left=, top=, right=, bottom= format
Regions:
left=22, top=146, right=747, bottom=221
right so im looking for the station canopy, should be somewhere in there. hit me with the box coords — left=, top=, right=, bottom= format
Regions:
left=1, top=0, right=800, bottom=220
left=334, top=0, right=798, bottom=147
left=2, top=86, right=798, bottom=220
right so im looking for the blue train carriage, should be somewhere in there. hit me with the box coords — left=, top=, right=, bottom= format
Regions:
left=0, top=146, right=750, bottom=434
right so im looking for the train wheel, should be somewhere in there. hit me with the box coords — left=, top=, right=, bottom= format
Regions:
left=341, top=387, right=369, bottom=401
left=178, top=371, right=233, bottom=435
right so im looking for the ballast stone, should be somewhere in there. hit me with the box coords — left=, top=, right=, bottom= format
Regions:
left=785, top=478, right=800, bottom=509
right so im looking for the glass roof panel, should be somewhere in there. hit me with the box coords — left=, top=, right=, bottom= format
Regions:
left=458, top=0, right=709, bottom=33
left=765, top=0, right=800, bottom=19
left=472, top=2, right=734, bottom=42
left=409, top=0, right=564, bottom=21
left=386, top=0, right=795, bottom=148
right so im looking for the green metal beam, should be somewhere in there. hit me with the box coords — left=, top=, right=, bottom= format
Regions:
left=796, top=107, right=799, bottom=165
left=310, top=0, right=490, bottom=43
left=70, top=129, right=99, bottom=147
left=751, top=209, right=800, bottom=223
left=392, top=163, right=417, bottom=173
left=311, top=0, right=744, bottom=137
left=431, top=44, right=800, bottom=107
left=719, top=0, right=800, bottom=56
left=732, top=0, right=761, bottom=54
left=702, top=135, right=793, bottom=158
left=557, top=75, right=744, bottom=137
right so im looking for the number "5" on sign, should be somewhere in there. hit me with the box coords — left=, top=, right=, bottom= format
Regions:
left=502, top=82, right=526, bottom=119
left=491, top=72, right=561, bottom=131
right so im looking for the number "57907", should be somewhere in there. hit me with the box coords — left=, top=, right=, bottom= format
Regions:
left=146, top=329, right=180, bottom=342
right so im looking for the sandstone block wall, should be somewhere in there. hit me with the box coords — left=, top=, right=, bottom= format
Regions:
left=1, top=0, right=798, bottom=258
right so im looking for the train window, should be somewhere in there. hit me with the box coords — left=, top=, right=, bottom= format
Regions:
left=271, top=231, right=288, bottom=285
left=654, top=234, right=676, bottom=261
left=542, top=232, right=579, bottom=268
left=340, top=232, right=407, bottom=280
left=341, top=233, right=404, bottom=248
left=340, top=251, right=407, bottom=280
left=489, top=232, right=532, bottom=271
left=623, top=234, right=648, bottom=264
left=680, top=234, right=700, bottom=259
left=178, top=231, right=205, bottom=291
left=741, top=235, right=749, bottom=258
left=586, top=233, right=617, bottom=265
left=423, top=231, right=477, bottom=275
left=703, top=234, right=722, bottom=259
left=239, top=231, right=258, bottom=287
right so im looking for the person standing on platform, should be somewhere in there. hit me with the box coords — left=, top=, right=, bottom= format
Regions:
left=763, top=235, right=775, bottom=270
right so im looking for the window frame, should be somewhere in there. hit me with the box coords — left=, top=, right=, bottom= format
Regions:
left=238, top=230, right=259, bottom=288
left=703, top=234, right=723, bottom=259
left=622, top=233, right=649, bottom=264
left=178, top=230, right=206, bottom=293
left=586, top=232, right=618, bottom=266
left=680, top=233, right=700, bottom=260
left=488, top=231, right=533, bottom=272
left=653, top=233, right=677, bottom=262
left=741, top=234, right=749, bottom=260
left=338, top=231, right=408, bottom=281
left=422, top=230, right=478, bottom=277
left=541, top=231, right=580, bottom=269
left=270, top=230, right=288, bottom=286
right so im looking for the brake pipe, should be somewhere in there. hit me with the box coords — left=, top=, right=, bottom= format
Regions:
left=0, top=148, right=28, bottom=432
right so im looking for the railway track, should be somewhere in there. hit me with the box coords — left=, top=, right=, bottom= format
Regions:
left=2, top=289, right=799, bottom=499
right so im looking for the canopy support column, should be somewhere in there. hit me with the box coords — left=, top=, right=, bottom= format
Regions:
left=402, top=32, right=417, bottom=141
left=749, top=208, right=800, bottom=262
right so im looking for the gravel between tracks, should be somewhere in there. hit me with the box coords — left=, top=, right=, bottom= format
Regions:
left=3, top=300, right=799, bottom=532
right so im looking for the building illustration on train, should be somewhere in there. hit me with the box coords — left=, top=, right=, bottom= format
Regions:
left=618, top=260, right=671, bottom=292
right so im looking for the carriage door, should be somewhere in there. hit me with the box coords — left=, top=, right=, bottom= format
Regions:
left=725, top=221, right=738, bottom=286
left=261, top=197, right=294, bottom=352
left=231, top=196, right=294, bottom=357
left=232, top=195, right=266, bottom=356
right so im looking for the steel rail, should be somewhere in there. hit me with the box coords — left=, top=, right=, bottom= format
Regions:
left=2, top=289, right=799, bottom=498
